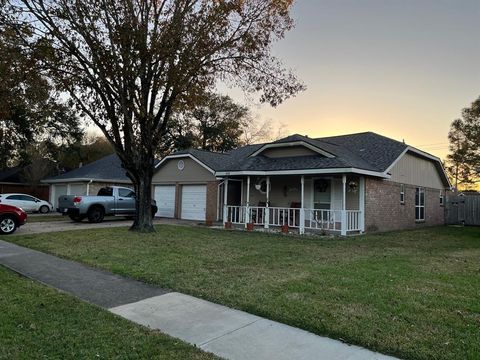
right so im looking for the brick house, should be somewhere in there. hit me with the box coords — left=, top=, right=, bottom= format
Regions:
left=152, top=132, right=450, bottom=234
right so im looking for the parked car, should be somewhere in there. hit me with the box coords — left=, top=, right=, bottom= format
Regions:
left=57, top=186, right=157, bottom=223
left=0, top=193, right=53, bottom=213
left=0, top=204, right=27, bottom=235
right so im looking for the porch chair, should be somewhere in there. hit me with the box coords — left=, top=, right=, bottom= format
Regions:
left=251, top=201, right=267, bottom=224
left=289, top=202, right=301, bottom=227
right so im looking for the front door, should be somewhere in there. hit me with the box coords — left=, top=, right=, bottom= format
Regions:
left=116, top=188, right=136, bottom=214
left=313, top=179, right=331, bottom=209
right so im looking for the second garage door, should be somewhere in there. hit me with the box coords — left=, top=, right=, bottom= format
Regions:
left=154, top=185, right=176, bottom=218
left=181, top=185, right=206, bottom=221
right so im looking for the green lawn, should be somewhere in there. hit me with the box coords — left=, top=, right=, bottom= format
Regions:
left=9, top=225, right=480, bottom=360
left=0, top=267, right=216, bottom=359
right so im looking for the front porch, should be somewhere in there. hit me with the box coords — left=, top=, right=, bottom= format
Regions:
left=220, top=174, right=365, bottom=235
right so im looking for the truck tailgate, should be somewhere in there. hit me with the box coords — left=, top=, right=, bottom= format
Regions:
left=57, top=195, right=77, bottom=210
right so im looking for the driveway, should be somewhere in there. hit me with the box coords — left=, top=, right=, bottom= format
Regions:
left=14, top=217, right=205, bottom=235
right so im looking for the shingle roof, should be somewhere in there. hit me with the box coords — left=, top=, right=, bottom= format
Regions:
left=0, top=167, right=23, bottom=183
left=43, top=153, right=130, bottom=182
left=169, top=132, right=410, bottom=174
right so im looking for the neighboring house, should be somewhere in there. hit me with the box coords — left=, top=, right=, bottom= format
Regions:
left=42, top=154, right=132, bottom=209
left=0, top=167, right=49, bottom=200
left=152, top=132, right=450, bottom=234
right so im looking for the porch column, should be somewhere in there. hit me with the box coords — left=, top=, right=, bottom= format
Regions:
left=341, top=174, right=347, bottom=235
left=223, top=178, right=229, bottom=225
left=300, top=175, right=305, bottom=235
left=359, top=176, right=365, bottom=233
left=264, top=176, right=270, bottom=229
left=245, top=176, right=251, bottom=226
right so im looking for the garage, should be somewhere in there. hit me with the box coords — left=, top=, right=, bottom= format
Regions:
left=52, top=184, right=68, bottom=208
left=69, top=183, right=87, bottom=196
left=181, top=185, right=206, bottom=221
left=154, top=185, right=176, bottom=218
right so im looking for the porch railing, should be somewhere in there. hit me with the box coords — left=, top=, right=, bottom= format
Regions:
left=224, top=206, right=363, bottom=234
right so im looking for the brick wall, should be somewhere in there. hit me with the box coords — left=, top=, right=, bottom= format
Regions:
left=206, top=181, right=219, bottom=223
left=365, top=178, right=444, bottom=232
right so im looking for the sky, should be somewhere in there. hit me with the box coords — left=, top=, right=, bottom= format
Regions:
left=226, top=0, right=480, bottom=160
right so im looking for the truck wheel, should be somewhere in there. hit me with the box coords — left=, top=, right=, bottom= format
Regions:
left=0, top=215, right=17, bottom=235
left=68, top=214, right=84, bottom=222
left=87, top=206, right=105, bottom=223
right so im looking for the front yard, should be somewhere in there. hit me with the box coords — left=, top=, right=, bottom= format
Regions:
left=0, top=266, right=215, bottom=359
left=8, top=225, right=480, bottom=360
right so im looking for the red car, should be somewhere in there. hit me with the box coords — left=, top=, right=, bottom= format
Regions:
left=0, top=204, right=27, bottom=235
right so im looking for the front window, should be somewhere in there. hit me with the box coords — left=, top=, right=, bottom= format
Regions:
left=415, top=187, right=425, bottom=221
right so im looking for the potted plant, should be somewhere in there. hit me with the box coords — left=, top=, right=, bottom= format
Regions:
left=246, top=222, right=254, bottom=231
left=224, top=221, right=232, bottom=229
left=281, top=224, right=289, bottom=233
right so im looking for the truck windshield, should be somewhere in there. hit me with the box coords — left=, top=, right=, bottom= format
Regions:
left=97, top=188, right=113, bottom=196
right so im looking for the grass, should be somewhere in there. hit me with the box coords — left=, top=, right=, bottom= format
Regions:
left=0, top=267, right=216, bottom=360
left=9, top=225, right=480, bottom=360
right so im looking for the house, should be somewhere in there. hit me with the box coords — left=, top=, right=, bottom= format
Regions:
left=152, top=132, right=450, bottom=234
left=0, top=166, right=50, bottom=200
left=42, top=154, right=132, bottom=208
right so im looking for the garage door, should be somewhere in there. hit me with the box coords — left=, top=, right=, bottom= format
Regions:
left=154, top=185, right=176, bottom=218
left=70, top=183, right=87, bottom=196
left=181, top=185, right=206, bottom=221
left=52, top=185, right=68, bottom=208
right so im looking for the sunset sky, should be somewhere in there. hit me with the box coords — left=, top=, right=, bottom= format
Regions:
left=228, top=0, right=480, bottom=160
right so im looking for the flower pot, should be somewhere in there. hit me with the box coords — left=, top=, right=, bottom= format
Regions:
left=224, top=221, right=232, bottom=229
left=246, top=223, right=254, bottom=231
left=205, top=220, right=213, bottom=227
left=281, top=224, right=289, bottom=233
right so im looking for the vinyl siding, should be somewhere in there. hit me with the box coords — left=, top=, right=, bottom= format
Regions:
left=152, top=157, right=216, bottom=183
left=260, top=146, right=317, bottom=158
left=388, top=152, right=444, bottom=190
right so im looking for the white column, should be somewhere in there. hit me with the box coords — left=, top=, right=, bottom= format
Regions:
left=264, top=176, right=270, bottom=229
left=300, top=175, right=305, bottom=235
left=245, top=176, right=251, bottom=226
left=359, top=176, right=365, bottom=233
left=341, top=174, right=347, bottom=235
left=223, top=178, right=229, bottom=225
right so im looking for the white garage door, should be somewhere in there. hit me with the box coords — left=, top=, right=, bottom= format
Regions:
left=154, top=185, right=176, bottom=218
left=181, top=185, right=206, bottom=221
left=70, top=183, right=87, bottom=196
left=52, top=185, right=68, bottom=208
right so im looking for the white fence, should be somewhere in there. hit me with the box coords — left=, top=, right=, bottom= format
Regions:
left=225, top=206, right=363, bottom=234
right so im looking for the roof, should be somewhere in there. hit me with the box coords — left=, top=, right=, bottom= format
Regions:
left=161, top=132, right=408, bottom=173
left=157, top=131, right=450, bottom=186
left=0, top=167, right=24, bottom=183
left=42, top=154, right=131, bottom=183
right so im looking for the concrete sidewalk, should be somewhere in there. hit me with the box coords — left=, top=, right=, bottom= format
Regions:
left=0, top=240, right=397, bottom=360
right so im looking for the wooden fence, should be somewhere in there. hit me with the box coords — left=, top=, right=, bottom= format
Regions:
left=445, top=194, right=480, bottom=226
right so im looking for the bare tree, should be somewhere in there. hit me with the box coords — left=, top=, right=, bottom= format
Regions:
left=4, top=0, right=304, bottom=232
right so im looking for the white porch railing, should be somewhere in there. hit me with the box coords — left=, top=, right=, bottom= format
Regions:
left=225, top=206, right=363, bottom=234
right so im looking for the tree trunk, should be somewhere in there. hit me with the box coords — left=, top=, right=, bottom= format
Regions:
left=130, top=166, right=155, bottom=233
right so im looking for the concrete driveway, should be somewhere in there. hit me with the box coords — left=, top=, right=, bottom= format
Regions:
left=14, top=217, right=164, bottom=235
left=13, top=217, right=205, bottom=235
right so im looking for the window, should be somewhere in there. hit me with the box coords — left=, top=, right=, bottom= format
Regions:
left=118, top=188, right=135, bottom=198
left=6, top=195, right=23, bottom=200
left=415, top=187, right=425, bottom=221
left=400, top=184, right=405, bottom=204
left=439, top=191, right=444, bottom=206
left=97, top=187, right=113, bottom=196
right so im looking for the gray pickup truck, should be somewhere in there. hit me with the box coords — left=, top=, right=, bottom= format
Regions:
left=57, top=186, right=158, bottom=223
